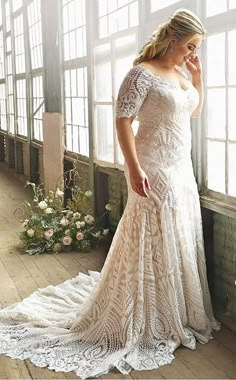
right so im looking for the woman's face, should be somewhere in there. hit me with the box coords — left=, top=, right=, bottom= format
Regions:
left=171, top=35, right=203, bottom=66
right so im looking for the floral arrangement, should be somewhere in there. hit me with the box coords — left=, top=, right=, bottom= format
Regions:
left=17, top=173, right=112, bottom=255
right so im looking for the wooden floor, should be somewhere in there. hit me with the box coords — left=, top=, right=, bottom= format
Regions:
left=0, top=164, right=236, bottom=380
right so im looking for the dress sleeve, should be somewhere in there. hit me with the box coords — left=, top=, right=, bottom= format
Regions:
left=115, top=66, right=151, bottom=118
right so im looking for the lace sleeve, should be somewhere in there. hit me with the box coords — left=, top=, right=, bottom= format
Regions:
left=115, top=66, right=152, bottom=118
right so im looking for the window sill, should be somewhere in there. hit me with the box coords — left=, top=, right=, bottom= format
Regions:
left=200, top=194, right=236, bottom=219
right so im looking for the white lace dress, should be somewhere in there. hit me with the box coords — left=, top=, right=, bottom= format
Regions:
left=0, top=65, right=220, bottom=379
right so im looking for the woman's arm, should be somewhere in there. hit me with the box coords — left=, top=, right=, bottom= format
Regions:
left=116, top=117, right=151, bottom=197
left=186, top=55, right=204, bottom=117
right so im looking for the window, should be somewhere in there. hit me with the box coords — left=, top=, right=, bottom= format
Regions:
left=63, top=0, right=86, bottom=60
left=32, top=75, right=44, bottom=142
left=14, top=14, right=25, bottom=74
left=7, top=55, right=15, bottom=134
left=0, top=31, right=4, bottom=79
left=93, top=32, right=138, bottom=166
left=65, top=67, right=89, bottom=155
left=98, top=0, right=138, bottom=38
left=12, top=0, right=23, bottom=12
left=5, top=1, right=11, bottom=32
left=16, top=79, right=27, bottom=137
left=151, top=0, right=181, bottom=12
left=28, top=0, right=43, bottom=69
left=206, top=30, right=236, bottom=197
left=0, top=84, right=7, bottom=131
left=206, top=0, right=236, bottom=17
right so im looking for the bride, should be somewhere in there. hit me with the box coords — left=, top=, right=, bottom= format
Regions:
left=0, top=8, right=220, bottom=380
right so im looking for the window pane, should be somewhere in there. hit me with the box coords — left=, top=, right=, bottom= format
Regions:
left=207, top=33, right=225, bottom=86
left=228, top=30, right=236, bottom=85
left=207, top=89, right=226, bottom=139
left=0, top=84, right=7, bottom=131
left=96, top=105, right=114, bottom=162
left=0, top=31, right=4, bottom=78
left=63, top=0, right=87, bottom=60
left=229, top=0, right=236, bottom=9
left=17, top=79, right=27, bottom=137
left=151, top=0, right=180, bottom=12
left=228, top=143, right=236, bottom=196
left=12, top=0, right=23, bottom=12
left=206, top=0, right=227, bottom=17
left=207, top=141, right=225, bottom=193
left=32, top=75, right=44, bottom=141
left=228, top=88, right=236, bottom=141
left=94, top=44, right=112, bottom=101
left=28, top=0, right=43, bottom=69
left=98, top=0, right=138, bottom=38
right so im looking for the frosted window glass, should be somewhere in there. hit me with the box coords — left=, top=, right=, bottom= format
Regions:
left=228, top=144, right=236, bottom=196
left=207, top=33, right=225, bottom=86
left=206, top=0, right=227, bottom=17
left=207, top=141, right=225, bottom=193
left=94, top=44, right=112, bottom=101
left=96, top=105, right=114, bottom=162
left=207, top=89, right=226, bottom=139
left=228, top=88, right=236, bottom=141
left=228, top=30, right=236, bottom=85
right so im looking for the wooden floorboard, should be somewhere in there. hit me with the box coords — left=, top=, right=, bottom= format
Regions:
left=0, top=165, right=236, bottom=379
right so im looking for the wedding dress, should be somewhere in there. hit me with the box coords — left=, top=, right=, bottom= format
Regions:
left=0, top=65, right=220, bottom=379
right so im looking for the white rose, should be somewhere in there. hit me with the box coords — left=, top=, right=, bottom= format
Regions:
left=76, top=221, right=81, bottom=229
left=38, top=200, right=48, bottom=210
left=60, top=217, right=69, bottom=226
left=80, top=221, right=85, bottom=227
left=56, top=188, right=64, bottom=197
left=84, top=215, right=95, bottom=225
left=85, top=190, right=92, bottom=198
left=105, top=203, right=113, bottom=211
left=103, top=228, right=109, bottom=236
left=45, top=207, right=53, bottom=214
left=27, top=228, right=35, bottom=237
left=65, top=229, right=71, bottom=236
left=73, top=212, right=81, bottom=219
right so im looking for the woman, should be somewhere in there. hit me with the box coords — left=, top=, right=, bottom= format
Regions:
left=0, top=8, right=220, bottom=380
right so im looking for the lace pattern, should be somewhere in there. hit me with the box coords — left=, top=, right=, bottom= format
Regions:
left=0, top=64, right=220, bottom=379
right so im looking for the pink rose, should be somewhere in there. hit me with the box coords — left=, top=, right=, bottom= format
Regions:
left=62, top=236, right=72, bottom=246
left=76, top=232, right=84, bottom=241
left=44, top=229, right=54, bottom=240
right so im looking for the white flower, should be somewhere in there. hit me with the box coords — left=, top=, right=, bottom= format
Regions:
left=65, top=229, right=71, bottom=236
left=103, top=228, right=109, bottom=236
left=84, top=215, right=95, bottom=225
left=80, top=221, right=85, bottom=227
left=85, top=190, right=92, bottom=198
left=44, top=229, right=54, bottom=240
left=73, top=212, right=81, bottom=219
left=56, top=188, right=64, bottom=197
left=53, top=243, right=62, bottom=252
left=105, top=203, right=113, bottom=211
left=94, top=231, right=101, bottom=238
left=76, top=232, right=84, bottom=241
left=76, top=221, right=81, bottom=229
left=22, top=219, right=29, bottom=228
left=27, top=228, right=35, bottom=237
left=38, top=200, right=48, bottom=210
left=62, top=236, right=72, bottom=246
left=45, top=207, right=53, bottom=214
left=60, top=217, right=69, bottom=226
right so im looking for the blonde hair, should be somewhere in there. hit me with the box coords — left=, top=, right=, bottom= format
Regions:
left=134, top=9, right=207, bottom=65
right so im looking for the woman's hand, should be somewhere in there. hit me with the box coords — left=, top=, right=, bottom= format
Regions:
left=185, top=55, right=202, bottom=80
left=129, top=166, right=151, bottom=197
